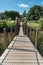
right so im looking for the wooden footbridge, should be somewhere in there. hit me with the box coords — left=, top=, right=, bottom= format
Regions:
left=0, top=22, right=43, bottom=65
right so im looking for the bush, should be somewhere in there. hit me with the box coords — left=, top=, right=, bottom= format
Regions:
left=41, top=20, right=43, bottom=29
left=37, top=31, right=43, bottom=56
left=27, top=22, right=40, bottom=29
left=0, top=44, right=5, bottom=56
left=2, top=20, right=8, bottom=28
left=0, top=20, right=3, bottom=28
left=38, top=17, right=43, bottom=30
left=30, top=29, right=35, bottom=45
left=0, top=20, right=15, bottom=32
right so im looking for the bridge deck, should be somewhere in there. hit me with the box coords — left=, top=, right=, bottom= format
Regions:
left=0, top=22, right=43, bottom=65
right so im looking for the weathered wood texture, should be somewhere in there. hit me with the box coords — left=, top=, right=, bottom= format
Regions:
left=0, top=22, right=43, bottom=65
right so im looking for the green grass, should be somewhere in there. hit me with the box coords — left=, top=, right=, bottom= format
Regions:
left=27, top=22, right=40, bottom=29
left=6, top=21, right=15, bottom=28
left=0, top=20, right=16, bottom=29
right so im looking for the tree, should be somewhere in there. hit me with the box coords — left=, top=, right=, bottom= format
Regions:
left=23, top=10, right=26, bottom=18
left=0, top=11, right=21, bottom=20
left=0, top=13, right=5, bottom=20
left=27, top=5, right=43, bottom=21
left=4, top=11, right=21, bottom=20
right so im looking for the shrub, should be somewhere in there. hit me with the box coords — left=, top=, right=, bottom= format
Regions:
left=38, top=17, right=43, bottom=30
left=37, top=32, right=43, bottom=56
left=0, top=20, right=15, bottom=32
left=2, top=20, right=7, bottom=28
left=0, top=44, right=5, bottom=56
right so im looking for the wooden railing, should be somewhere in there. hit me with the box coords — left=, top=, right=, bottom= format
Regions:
left=22, top=17, right=43, bottom=57
left=23, top=17, right=41, bottom=48
left=0, top=17, right=20, bottom=49
left=26, top=26, right=40, bottom=48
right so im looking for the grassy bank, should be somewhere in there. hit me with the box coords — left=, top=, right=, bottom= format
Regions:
left=27, top=21, right=43, bottom=57
left=27, top=22, right=40, bottom=29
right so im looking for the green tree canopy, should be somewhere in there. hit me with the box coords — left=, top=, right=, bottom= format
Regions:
left=27, top=5, right=43, bottom=20
left=23, top=10, right=26, bottom=18
left=0, top=11, right=21, bottom=20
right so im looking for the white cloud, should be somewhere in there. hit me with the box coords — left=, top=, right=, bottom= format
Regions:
left=41, top=2, right=43, bottom=4
left=18, top=3, right=28, bottom=8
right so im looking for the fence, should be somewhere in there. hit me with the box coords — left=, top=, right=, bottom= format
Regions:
left=0, top=17, right=20, bottom=56
left=23, top=17, right=43, bottom=56
left=26, top=26, right=43, bottom=56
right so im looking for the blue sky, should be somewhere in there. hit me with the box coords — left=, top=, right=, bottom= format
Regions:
left=0, top=0, right=43, bottom=14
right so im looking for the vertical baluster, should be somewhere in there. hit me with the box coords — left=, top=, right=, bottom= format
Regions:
left=35, top=29, right=39, bottom=48
left=24, top=17, right=27, bottom=35
left=3, top=28, right=9, bottom=48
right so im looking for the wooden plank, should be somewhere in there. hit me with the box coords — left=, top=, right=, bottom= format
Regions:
left=0, top=22, right=43, bottom=65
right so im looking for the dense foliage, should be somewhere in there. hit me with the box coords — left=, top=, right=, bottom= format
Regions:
left=38, top=17, right=43, bottom=30
left=23, top=10, right=26, bottom=18
left=37, top=32, right=43, bottom=56
left=0, top=20, right=15, bottom=32
left=0, top=11, right=21, bottom=20
left=0, top=43, right=5, bottom=56
left=27, top=5, right=43, bottom=21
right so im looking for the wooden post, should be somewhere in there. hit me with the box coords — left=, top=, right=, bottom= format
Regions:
left=29, top=27, right=32, bottom=39
left=35, top=29, right=39, bottom=48
left=15, top=17, right=19, bottom=35
left=24, top=17, right=27, bottom=35
left=11, top=27, right=13, bottom=40
left=27, top=26, right=28, bottom=36
left=16, top=17, right=18, bottom=24
left=3, top=28, right=9, bottom=48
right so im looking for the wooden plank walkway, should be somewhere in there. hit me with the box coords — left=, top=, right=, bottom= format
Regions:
left=0, top=22, right=43, bottom=65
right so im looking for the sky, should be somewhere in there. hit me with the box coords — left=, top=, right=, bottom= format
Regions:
left=0, top=0, right=43, bottom=14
